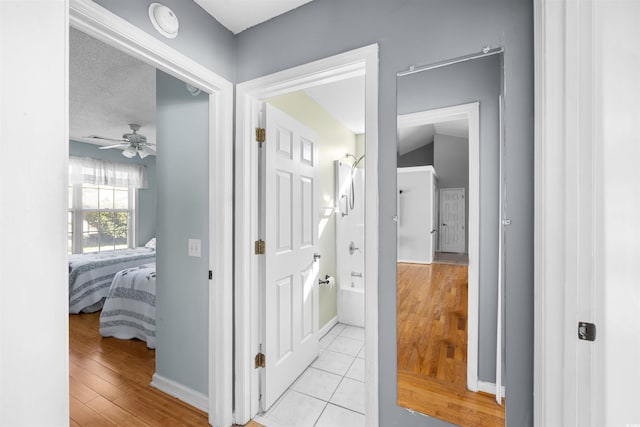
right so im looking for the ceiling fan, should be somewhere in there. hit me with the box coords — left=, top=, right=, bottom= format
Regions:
left=88, top=124, right=156, bottom=159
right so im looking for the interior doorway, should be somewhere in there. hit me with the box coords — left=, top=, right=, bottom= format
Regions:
left=396, top=103, right=480, bottom=393
left=68, top=2, right=234, bottom=425
left=234, top=45, right=379, bottom=427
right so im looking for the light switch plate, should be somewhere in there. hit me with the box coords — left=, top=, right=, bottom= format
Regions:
left=188, top=238, right=201, bottom=257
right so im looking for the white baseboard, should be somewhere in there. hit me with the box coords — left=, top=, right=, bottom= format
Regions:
left=150, top=373, right=209, bottom=413
left=477, top=380, right=506, bottom=397
left=319, top=316, right=338, bottom=337
left=397, top=258, right=429, bottom=265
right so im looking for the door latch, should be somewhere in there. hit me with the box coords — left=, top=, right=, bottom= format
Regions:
left=578, top=322, right=596, bottom=341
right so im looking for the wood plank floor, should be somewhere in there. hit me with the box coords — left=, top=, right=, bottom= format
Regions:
left=397, top=262, right=505, bottom=427
left=69, top=312, right=263, bottom=427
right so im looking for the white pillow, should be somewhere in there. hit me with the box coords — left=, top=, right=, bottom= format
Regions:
left=144, top=237, right=156, bottom=250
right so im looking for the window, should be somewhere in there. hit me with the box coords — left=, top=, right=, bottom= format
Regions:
left=68, top=183, right=135, bottom=253
left=68, top=156, right=147, bottom=254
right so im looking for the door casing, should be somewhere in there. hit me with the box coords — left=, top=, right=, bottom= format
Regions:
left=234, top=44, right=380, bottom=425
left=69, top=1, right=234, bottom=425
left=397, top=103, right=481, bottom=392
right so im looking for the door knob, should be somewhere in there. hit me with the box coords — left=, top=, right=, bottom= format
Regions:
left=430, top=230, right=437, bottom=234
left=313, top=253, right=321, bottom=262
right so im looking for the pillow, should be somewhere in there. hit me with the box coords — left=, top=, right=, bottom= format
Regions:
left=144, top=237, right=156, bottom=250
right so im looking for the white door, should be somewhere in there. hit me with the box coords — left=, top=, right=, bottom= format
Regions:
left=262, top=103, right=320, bottom=410
left=439, top=188, right=465, bottom=253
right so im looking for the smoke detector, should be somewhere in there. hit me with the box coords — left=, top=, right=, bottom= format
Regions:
left=148, top=3, right=179, bottom=39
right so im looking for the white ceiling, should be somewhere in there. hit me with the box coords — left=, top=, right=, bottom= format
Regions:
left=193, top=0, right=315, bottom=34
left=397, top=119, right=468, bottom=156
left=304, top=75, right=366, bottom=134
left=69, top=27, right=156, bottom=148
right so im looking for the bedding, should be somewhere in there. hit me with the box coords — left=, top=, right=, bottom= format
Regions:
left=99, top=262, right=156, bottom=349
left=68, top=247, right=155, bottom=314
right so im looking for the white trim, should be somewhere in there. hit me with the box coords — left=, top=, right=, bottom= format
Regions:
left=151, top=374, right=209, bottom=413
left=534, top=0, right=605, bottom=425
left=397, top=102, right=480, bottom=392
left=234, top=44, right=379, bottom=426
left=69, top=2, right=234, bottom=426
left=477, top=380, right=506, bottom=398
left=319, top=316, right=338, bottom=338
left=396, top=165, right=438, bottom=177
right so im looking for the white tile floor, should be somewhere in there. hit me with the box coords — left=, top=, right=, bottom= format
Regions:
left=254, top=323, right=366, bottom=427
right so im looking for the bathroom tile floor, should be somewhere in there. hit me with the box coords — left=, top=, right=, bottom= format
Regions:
left=254, top=323, right=366, bottom=427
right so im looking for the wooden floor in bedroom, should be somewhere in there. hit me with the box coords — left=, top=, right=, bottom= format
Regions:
left=397, top=262, right=505, bottom=427
left=69, top=312, right=263, bottom=427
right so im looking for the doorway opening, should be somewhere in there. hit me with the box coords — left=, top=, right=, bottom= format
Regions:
left=396, top=103, right=480, bottom=394
left=68, top=2, right=234, bottom=425
left=234, top=45, right=379, bottom=427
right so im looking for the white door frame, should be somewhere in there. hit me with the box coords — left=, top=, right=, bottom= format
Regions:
left=69, top=1, right=234, bottom=425
left=234, top=44, right=379, bottom=426
left=397, top=103, right=480, bottom=392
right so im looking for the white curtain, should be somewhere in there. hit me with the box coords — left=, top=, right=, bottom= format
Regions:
left=69, top=156, right=148, bottom=189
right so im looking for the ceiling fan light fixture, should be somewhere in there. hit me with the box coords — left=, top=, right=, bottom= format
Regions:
left=138, top=146, right=151, bottom=159
left=149, top=3, right=179, bottom=39
left=123, top=146, right=137, bottom=158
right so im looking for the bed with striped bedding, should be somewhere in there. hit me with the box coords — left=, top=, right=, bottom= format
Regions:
left=68, top=248, right=156, bottom=314
left=99, top=262, right=156, bottom=349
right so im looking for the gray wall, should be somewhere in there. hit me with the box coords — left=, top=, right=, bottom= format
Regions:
left=433, top=134, right=470, bottom=254
left=69, top=140, right=157, bottom=246
left=399, top=56, right=501, bottom=385
left=237, top=1, right=533, bottom=425
left=93, top=0, right=236, bottom=82
left=397, top=143, right=433, bottom=168
left=155, top=70, right=210, bottom=395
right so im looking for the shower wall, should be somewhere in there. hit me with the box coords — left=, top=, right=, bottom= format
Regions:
left=336, top=161, right=365, bottom=327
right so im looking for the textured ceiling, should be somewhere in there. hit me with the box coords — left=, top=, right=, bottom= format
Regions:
left=398, top=119, right=468, bottom=156
left=193, top=0, right=315, bottom=34
left=69, top=27, right=156, bottom=149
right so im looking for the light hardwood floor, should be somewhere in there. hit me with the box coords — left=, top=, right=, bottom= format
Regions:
left=69, top=312, right=263, bottom=427
left=397, top=262, right=505, bottom=427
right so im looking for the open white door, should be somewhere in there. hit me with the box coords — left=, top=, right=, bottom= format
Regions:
left=262, top=103, right=320, bottom=410
left=439, top=188, right=465, bottom=253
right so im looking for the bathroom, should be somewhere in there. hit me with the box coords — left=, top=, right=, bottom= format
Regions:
left=335, top=152, right=365, bottom=328
left=266, top=76, right=366, bottom=334
left=252, top=76, right=368, bottom=425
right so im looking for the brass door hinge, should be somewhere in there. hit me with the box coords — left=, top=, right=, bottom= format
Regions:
left=255, top=352, right=266, bottom=368
left=255, top=239, right=265, bottom=255
left=256, top=128, right=266, bottom=143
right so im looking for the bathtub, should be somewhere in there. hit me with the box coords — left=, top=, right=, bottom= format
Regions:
left=338, top=274, right=365, bottom=327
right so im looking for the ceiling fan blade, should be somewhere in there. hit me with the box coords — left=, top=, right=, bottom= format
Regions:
left=99, top=143, right=129, bottom=149
left=142, top=145, right=156, bottom=155
left=87, top=135, right=128, bottom=143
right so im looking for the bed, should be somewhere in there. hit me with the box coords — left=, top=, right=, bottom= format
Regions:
left=99, top=262, right=156, bottom=349
left=68, top=247, right=156, bottom=314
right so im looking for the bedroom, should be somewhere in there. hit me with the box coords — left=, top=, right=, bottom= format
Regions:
left=67, top=22, right=214, bottom=420
left=68, top=25, right=158, bottom=331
